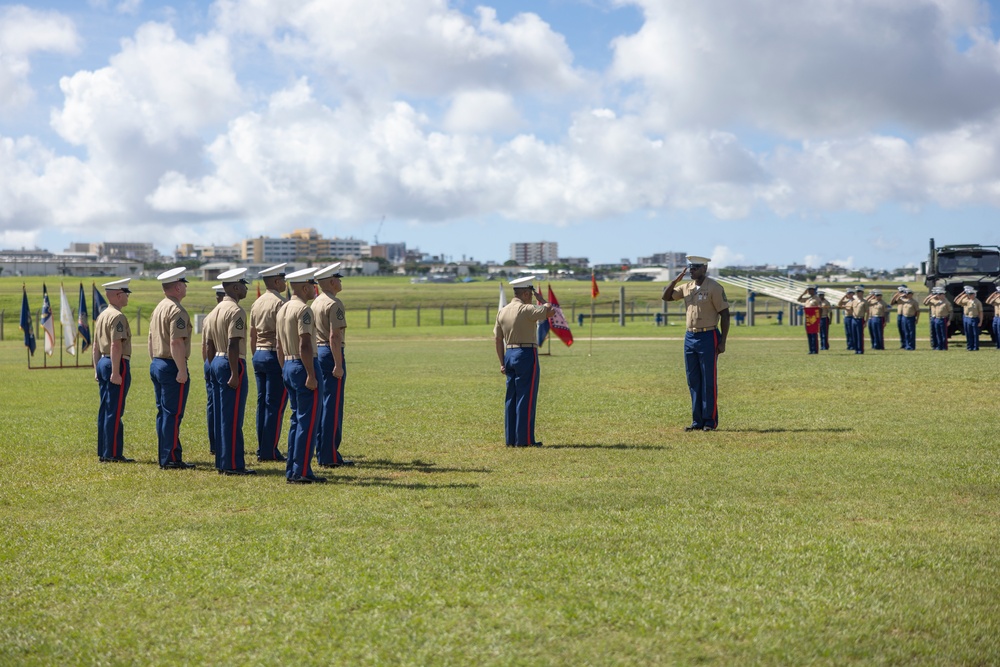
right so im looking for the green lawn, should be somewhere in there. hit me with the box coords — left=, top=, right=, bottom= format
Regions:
left=1, top=294, right=998, bottom=664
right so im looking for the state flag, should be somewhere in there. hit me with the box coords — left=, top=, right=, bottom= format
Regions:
left=20, top=286, right=36, bottom=356
left=92, top=284, right=109, bottom=319
left=41, top=284, right=55, bottom=356
left=77, top=283, right=91, bottom=353
left=546, top=285, right=574, bottom=347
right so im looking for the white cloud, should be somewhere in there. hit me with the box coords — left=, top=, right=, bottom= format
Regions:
left=116, top=0, right=143, bottom=16
left=804, top=254, right=822, bottom=268
left=710, top=245, right=745, bottom=267
left=444, top=90, right=521, bottom=134
left=0, top=6, right=79, bottom=108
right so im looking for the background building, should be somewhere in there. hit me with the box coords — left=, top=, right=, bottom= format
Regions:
left=510, top=241, right=559, bottom=265
left=240, top=228, right=368, bottom=263
left=66, top=242, right=159, bottom=263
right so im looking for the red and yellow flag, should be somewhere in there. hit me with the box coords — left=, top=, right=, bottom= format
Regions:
left=804, top=307, right=821, bottom=334
left=591, top=271, right=600, bottom=299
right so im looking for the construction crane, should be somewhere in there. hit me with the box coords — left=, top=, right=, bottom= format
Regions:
left=374, top=215, right=385, bottom=245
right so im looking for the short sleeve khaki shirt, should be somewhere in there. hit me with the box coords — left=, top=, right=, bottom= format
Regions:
left=494, top=298, right=549, bottom=346
left=312, top=292, right=347, bottom=346
left=852, top=296, right=869, bottom=320
left=250, top=289, right=286, bottom=350
left=210, top=297, right=247, bottom=358
left=666, top=278, right=730, bottom=330
left=868, top=300, right=888, bottom=318
left=276, top=296, right=316, bottom=356
left=94, top=305, right=131, bottom=358
left=148, top=297, right=192, bottom=360
left=961, top=297, right=983, bottom=318
left=899, top=296, right=919, bottom=317
left=929, top=296, right=953, bottom=319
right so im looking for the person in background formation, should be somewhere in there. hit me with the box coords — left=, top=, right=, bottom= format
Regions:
left=797, top=285, right=822, bottom=354
left=93, top=279, right=134, bottom=463
left=663, top=256, right=730, bottom=431
left=202, top=284, right=226, bottom=461
left=897, top=288, right=920, bottom=350
left=250, top=263, right=289, bottom=462
left=954, top=285, right=983, bottom=351
left=923, top=287, right=952, bottom=351
left=312, top=263, right=355, bottom=468
left=208, top=268, right=254, bottom=476
left=889, top=286, right=907, bottom=349
left=817, top=290, right=832, bottom=351
left=494, top=275, right=556, bottom=446
left=838, top=288, right=857, bottom=351
left=277, top=267, right=326, bottom=484
left=986, top=285, right=1000, bottom=349
left=148, top=268, right=195, bottom=470
left=851, top=286, right=868, bottom=354
left=865, top=290, right=888, bottom=350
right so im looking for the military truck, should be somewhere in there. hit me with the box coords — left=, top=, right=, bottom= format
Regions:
left=923, top=239, right=1000, bottom=339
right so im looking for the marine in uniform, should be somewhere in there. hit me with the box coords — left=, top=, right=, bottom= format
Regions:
left=276, top=268, right=326, bottom=484
left=494, top=275, right=555, bottom=446
left=202, top=284, right=226, bottom=459
left=985, top=286, right=1000, bottom=349
left=865, top=290, right=888, bottom=350
left=817, top=290, right=832, bottom=350
left=662, top=256, right=730, bottom=431
left=954, top=286, right=983, bottom=351
left=208, top=268, right=254, bottom=476
left=312, top=263, right=355, bottom=468
left=851, top=286, right=868, bottom=354
left=148, top=267, right=195, bottom=470
left=93, top=279, right=134, bottom=463
left=837, top=289, right=857, bottom=350
left=250, top=263, right=289, bottom=461
left=898, top=288, right=919, bottom=350
left=923, top=287, right=952, bottom=350
left=890, top=286, right=907, bottom=348
left=797, top=285, right=822, bottom=354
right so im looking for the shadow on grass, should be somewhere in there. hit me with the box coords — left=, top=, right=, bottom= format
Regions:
left=360, top=458, right=492, bottom=474
left=544, top=444, right=671, bottom=451
left=723, top=428, right=854, bottom=433
left=331, top=476, right=480, bottom=490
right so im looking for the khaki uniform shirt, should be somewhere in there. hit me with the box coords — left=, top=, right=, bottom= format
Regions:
left=276, top=295, right=316, bottom=356
left=899, top=296, right=919, bottom=317
left=494, top=297, right=549, bottom=346
left=868, top=301, right=888, bottom=318
left=148, top=297, right=192, bottom=360
left=800, top=296, right=821, bottom=308
left=249, top=289, right=286, bottom=350
left=94, top=305, right=132, bottom=358
left=818, top=298, right=832, bottom=319
left=209, top=297, right=247, bottom=358
left=928, top=296, right=953, bottom=319
left=313, top=291, right=347, bottom=346
left=960, top=296, right=983, bottom=318
left=852, top=296, right=869, bottom=320
left=202, top=306, right=220, bottom=358
left=666, top=278, right=730, bottom=330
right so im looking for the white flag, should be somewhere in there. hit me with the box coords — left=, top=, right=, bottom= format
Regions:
left=498, top=281, right=507, bottom=312
left=59, top=285, right=76, bottom=355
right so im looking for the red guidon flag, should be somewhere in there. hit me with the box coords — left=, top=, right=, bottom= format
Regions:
left=804, top=307, right=821, bottom=334
left=547, top=285, right=574, bottom=347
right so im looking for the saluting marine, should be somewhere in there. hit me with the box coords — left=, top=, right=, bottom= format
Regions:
left=494, top=275, right=555, bottom=447
left=250, top=263, right=289, bottom=462
left=312, top=263, right=354, bottom=468
left=865, top=290, right=888, bottom=350
left=202, top=284, right=226, bottom=460
left=851, top=286, right=868, bottom=354
left=986, top=285, right=1000, bottom=349
left=954, top=286, right=984, bottom=351
left=93, top=278, right=134, bottom=463
left=890, top=286, right=908, bottom=349
left=897, top=288, right=920, bottom=350
left=797, top=285, right=822, bottom=354
left=276, top=267, right=326, bottom=484
left=662, top=255, right=730, bottom=432
left=838, top=288, right=857, bottom=351
left=148, top=267, right=195, bottom=470
left=208, top=268, right=254, bottom=476
left=923, top=287, right=953, bottom=351
left=817, top=290, right=832, bottom=351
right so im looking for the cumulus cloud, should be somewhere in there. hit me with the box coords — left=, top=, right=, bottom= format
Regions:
left=444, top=90, right=521, bottom=134
left=612, top=0, right=1000, bottom=138
left=0, top=6, right=79, bottom=108
left=711, top=244, right=745, bottom=267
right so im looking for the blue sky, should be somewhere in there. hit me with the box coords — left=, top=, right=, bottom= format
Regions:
left=3, top=0, right=1000, bottom=269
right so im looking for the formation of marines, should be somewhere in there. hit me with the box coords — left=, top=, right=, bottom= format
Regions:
left=92, top=263, right=354, bottom=484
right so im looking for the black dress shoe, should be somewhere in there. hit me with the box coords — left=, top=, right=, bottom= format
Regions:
left=529, top=442, right=543, bottom=447
left=333, top=459, right=355, bottom=467
left=160, top=461, right=195, bottom=470
left=702, top=426, right=716, bottom=432
left=222, top=468, right=256, bottom=476
left=287, top=475, right=313, bottom=484
left=683, top=424, right=701, bottom=432
left=106, top=456, right=135, bottom=463
left=306, top=475, right=328, bottom=483
left=317, top=463, right=336, bottom=469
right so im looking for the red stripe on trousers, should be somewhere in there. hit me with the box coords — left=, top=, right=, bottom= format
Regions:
left=113, top=359, right=126, bottom=457
left=333, top=375, right=343, bottom=455
left=712, top=330, right=719, bottom=424
left=231, top=361, right=244, bottom=469
left=525, top=348, right=538, bottom=444
left=302, top=388, right=318, bottom=472
left=170, top=380, right=185, bottom=462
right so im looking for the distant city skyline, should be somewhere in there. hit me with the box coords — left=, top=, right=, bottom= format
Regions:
left=3, top=2, right=1000, bottom=269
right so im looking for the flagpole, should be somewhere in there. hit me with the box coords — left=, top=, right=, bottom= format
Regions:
left=589, top=298, right=594, bottom=356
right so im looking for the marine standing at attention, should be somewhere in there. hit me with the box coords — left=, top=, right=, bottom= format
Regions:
left=93, top=278, right=134, bottom=463
left=494, top=275, right=555, bottom=447
left=202, top=284, right=226, bottom=460
left=250, top=263, right=289, bottom=462
left=312, top=263, right=355, bottom=468
left=838, top=288, right=857, bottom=351
left=954, top=285, right=983, bottom=351
left=923, top=287, right=952, bottom=351
left=148, top=267, right=195, bottom=470
left=817, top=290, right=832, bottom=351
left=208, top=268, right=254, bottom=476
left=276, top=267, right=326, bottom=484
left=662, top=256, right=730, bottom=432
left=797, top=285, right=822, bottom=354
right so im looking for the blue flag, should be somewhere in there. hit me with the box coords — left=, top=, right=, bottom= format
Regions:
left=92, top=283, right=109, bottom=319
left=536, top=318, right=550, bottom=346
left=77, top=283, right=91, bottom=353
left=20, top=286, right=36, bottom=355
left=41, top=283, right=55, bottom=356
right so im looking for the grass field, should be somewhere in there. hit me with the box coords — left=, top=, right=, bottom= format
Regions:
left=1, top=281, right=998, bottom=665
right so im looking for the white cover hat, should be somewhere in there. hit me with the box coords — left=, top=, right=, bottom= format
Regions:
left=102, top=278, right=131, bottom=291
left=286, top=267, right=318, bottom=283
left=509, top=275, right=536, bottom=288
left=211, top=284, right=225, bottom=292
left=217, top=268, right=248, bottom=283
left=314, top=263, right=343, bottom=280
left=258, top=263, right=287, bottom=278
left=156, top=267, right=188, bottom=284
left=686, top=255, right=711, bottom=265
